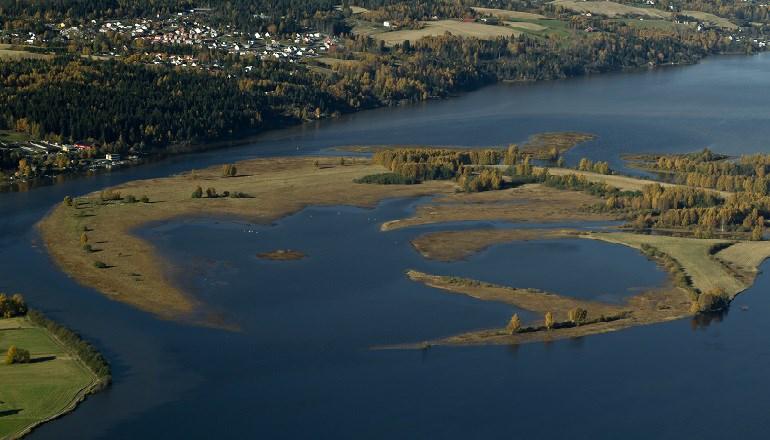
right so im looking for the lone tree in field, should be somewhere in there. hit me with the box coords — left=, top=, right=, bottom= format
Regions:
left=5, top=345, right=30, bottom=365
left=544, top=312, right=555, bottom=330
left=80, top=232, right=89, bottom=247
left=568, top=307, right=588, bottom=326
left=191, top=186, right=203, bottom=198
left=63, top=196, right=73, bottom=207
left=506, top=314, right=521, bottom=334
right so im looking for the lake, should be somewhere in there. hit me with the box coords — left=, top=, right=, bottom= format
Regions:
left=3, top=53, right=770, bottom=439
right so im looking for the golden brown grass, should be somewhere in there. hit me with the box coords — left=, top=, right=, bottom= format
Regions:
left=587, top=232, right=749, bottom=297
left=381, top=183, right=615, bottom=231
left=39, top=157, right=455, bottom=323
left=714, top=241, right=770, bottom=277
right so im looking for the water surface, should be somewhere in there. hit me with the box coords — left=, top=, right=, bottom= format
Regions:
left=2, top=53, right=770, bottom=438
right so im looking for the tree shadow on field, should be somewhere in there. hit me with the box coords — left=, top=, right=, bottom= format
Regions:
left=0, top=409, right=23, bottom=417
left=29, top=355, right=56, bottom=364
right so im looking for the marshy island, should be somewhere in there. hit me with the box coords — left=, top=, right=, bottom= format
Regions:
left=38, top=133, right=770, bottom=346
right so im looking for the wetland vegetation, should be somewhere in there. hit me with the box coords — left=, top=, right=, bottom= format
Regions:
left=36, top=138, right=770, bottom=349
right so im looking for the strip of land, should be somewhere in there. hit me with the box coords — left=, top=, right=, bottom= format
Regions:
left=384, top=270, right=690, bottom=348
left=412, top=228, right=587, bottom=261
left=381, top=183, right=615, bottom=231
left=396, top=228, right=770, bottom=347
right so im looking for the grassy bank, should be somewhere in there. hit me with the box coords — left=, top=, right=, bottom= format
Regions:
left=0, top=314, right=107, bottom=440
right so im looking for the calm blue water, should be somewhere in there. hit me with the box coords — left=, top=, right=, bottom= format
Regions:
left=1, top=53, right=770, bottom=438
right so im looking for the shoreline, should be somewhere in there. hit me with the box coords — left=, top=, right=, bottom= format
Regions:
left=5, top=51, right=763, bottom=194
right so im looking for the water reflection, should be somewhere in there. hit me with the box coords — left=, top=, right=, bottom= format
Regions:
left=690, top=307, right=730, bottom=330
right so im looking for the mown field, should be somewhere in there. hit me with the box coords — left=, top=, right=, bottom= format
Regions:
left=471, top=7, right=546, bottom=20
left=0, top=318, right=96, bottom=440
left=369, top=20, right=521, bottom=45
left=681, top=10, right=738, bottom=30
left=551, top=0, right=670, bottom=19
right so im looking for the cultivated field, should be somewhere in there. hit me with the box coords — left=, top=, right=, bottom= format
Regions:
left=681, top=10, right=738, bottom=29
left=471, top=7, right=546, bottom=20
left=371, top=20, right=520, bottom=45
left=0, top=318, right=97, bottom=440
left=551, top=0, right=670, bottom=19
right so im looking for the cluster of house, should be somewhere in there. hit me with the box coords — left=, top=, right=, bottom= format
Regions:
left=0, top=139, right=137, bottom=180
left=0, top=8, right=341, bottom=72
left=0, top=9, right=338, bottom=69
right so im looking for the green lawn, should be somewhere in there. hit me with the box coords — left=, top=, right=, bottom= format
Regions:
left=0, top=318, right=96, bottom=440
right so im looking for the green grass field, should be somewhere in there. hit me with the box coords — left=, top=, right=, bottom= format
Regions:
left=0, top=130, right=30, bottom=144
left=0, top=318, right=96, bottom=440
